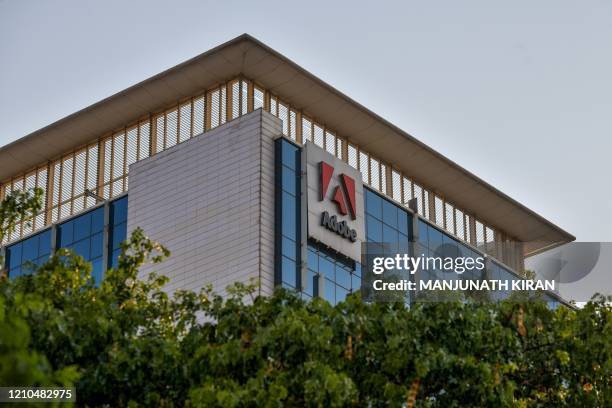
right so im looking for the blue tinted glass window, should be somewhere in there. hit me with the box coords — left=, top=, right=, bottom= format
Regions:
left=304, top=270, right=316, bottom=297
left=92, top=258, right=103, bottom=285
left=73, top=213, right=91, bottom=241
left=281, top=192, right=296, bottom=240
left=111, top=223, right=127, bottom=250
left=91, top=207, right=104, bottom=234
left=90, top=233, right=103, bottom=259
left=22, top=237, right=38, bottom=262
left=324, top=279, right=335, bottom=304
left=336, top=286, right=349, bottom=303
left=58, top=221, right=74, bottom=247
left=352, top=274, right=361, bottom=292
left=38, top=230, right=52, bottom=257
left=281, top=141, right=298, bottom=170
left=282, top=166, right=296, bottom=195
left=11, top=267, right=21, bottom=278
left=111, top=198, right=128, bottom=225
left=282, top=237, right=297, bottom=261
left=366, top=215, right=382, bottom=242
left=427, top=225, right=443, bottom=251
left=383, top=224, right=399, bottom=244
left=335, top=266, right=351, bottom=289
left=398, top=210, right=408, bottom=234
left=110, top=249, right=121, bottom=269
left=307, top=248, right=318, bottom=271
left=382, top=199, right=397, bottom=227
left=8, top=244, right=21, bottom=269
left=319, top=256, right=334, bottom=280
left=72, top=239, right=90, bottom=260
left=365, top=189, right=382, bottom=219
left=417, top=220, right=429, bottom=249
left=281, top=256, right=296, bottom=287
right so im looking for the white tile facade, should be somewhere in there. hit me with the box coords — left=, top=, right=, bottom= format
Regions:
left=127, top=109, right=280, bottom=296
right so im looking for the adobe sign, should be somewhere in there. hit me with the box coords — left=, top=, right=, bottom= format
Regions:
left=305, top=142, right=365, bottom=262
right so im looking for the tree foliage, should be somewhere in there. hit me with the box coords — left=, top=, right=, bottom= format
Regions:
left=0, top=191, right=610, bottom=407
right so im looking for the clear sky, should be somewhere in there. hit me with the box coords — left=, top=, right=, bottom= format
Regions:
left=1, top=0, right=610, bottom=241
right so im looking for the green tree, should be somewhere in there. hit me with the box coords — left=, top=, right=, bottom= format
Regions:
left=0, top=190, right=610, bottom=407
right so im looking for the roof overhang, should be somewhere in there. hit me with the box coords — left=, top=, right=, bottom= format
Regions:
left=0, top=34, right=575, bottom=252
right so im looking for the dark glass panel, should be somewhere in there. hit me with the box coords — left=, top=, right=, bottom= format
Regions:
left=281, top=236, right=297, bottom=261
left=38, top=230, right=52, bottom=257
left=335, top=266, right=351, bottom=289
left=73, top=212, right=91, bottom=242
left=90, top=233, right=103, bottom=259
left=324, top=278, right=335, bottom=304
left=318, top=256, right=334, bottom=280
left=91, top=207, right=104, bottom=234
left=382, top=199, right=398, bottom=227
left=8, top=244, right=22, bottom=269
left=281, top=192, right=296, bottom=240
left=281, top=141, right=299, bottom=170
left=58, top=221, right=74, bottom=247
left=282, top=166, right=296, bottom=195
left=398, top=210, right=408, bottom=234
left=365, top=189, right=382, bottom=219
left=366, top=215, right=382, bottom=242
left=281, top=256, right=296, bottom=287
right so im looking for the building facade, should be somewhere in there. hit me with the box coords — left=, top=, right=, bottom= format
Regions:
left=0, top=35, right=573, bottom=306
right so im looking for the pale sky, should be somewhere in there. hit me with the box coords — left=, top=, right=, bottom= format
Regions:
left=1, top=0, right=611, bottom=241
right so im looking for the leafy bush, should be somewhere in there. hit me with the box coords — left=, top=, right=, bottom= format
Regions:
left=0, top=191, right=610, bottom=407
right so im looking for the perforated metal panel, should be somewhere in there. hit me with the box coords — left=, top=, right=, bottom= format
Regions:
left=1, top=75, right=512, bottom=265
left=347, top=144, right=358, bottom=169
left=391, top=170, right=401, bottom=202
left=434, top=195, right=444, bottom=228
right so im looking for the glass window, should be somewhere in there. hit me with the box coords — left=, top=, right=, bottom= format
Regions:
left=90, top=233, right=103, bottom=259
left=324, top=278, right=335, bottom=304
left=7, top=243, right=23, bottom=270
left=427, top=225, right=444, bottom=251
left=6, top=197, right=126, bottom=283
left=366, top=215, right=382, bottom=242
left=307, top=248, right=318, bottom=271
left=111, top=198, right=128, bottom=225
left=73, top=212, right=91, bottom=241
left=398, top=210, right=408, bottom=235
left=282, top=166, right=296, bottom=195
left=91, top=207, right=104, bottom=234
left=304, top=270, right=316, bottom=297
left=111, top=223, right=127, bottom=250
left=336, top=286, right=349, bottom=303
left=6, top=228, right=54, bottom=278
left=282, top=256, right=296, bottom=287
left=58, top=221, right=73, bottom=247
left=38, top=230, right=52, bottom=257
left=282, top=236, right=297, bottom=261
left=417, top=220, right=428, bottom=249
left=72, top=239, right=90, bottom=260
left=382, top=199, right=398, bottom=227
left=365, top=189, right=382, bottom=219
left=22, top=237, right=38, bottom=262
left=281, top=141, right=298, bottom=170
left=382, top=224, right=399, bottom=244
left=335, top=265, right=351, bottom=289
left=319, top=256, right=334, bottom=280
left=92, top=258, right=104, bottom=285
left=351, top=274, right=361, bottom=292
left=281, top=192, right=296, bottom=240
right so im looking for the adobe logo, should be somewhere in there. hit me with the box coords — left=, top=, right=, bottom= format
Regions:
left=319, top=162, right=357, bottom=220
left=318, top=161, right=358, bottom=242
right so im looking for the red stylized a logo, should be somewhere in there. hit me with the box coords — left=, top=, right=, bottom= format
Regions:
left=319, top=161, right=357, bottom=220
